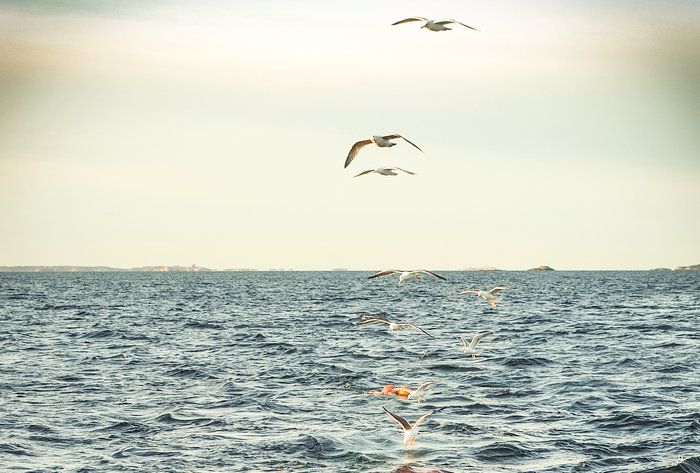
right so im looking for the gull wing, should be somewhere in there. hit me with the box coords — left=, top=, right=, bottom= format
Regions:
left=434, top=19, right=478, bottom=31
left=419, top=270, right=446, bottom=280
left=469, top=331, right=493, bottom=349
left=488, top=286, right=507, bottom=295
left=344, top=139, right=372, bottom=168
left=382, top=134, right=424, bottom=153
left=457, top=289, right=479, bottom=295
left=383, top=406, right=411, bottom=432
left=411, top=411, right=434, bottom=432
left=391, top=17, right=428, bottom=26
left=395, top=167, right=415, bottom=175
left=407, top=381, right=434, bottom=400
left=459, top=335, right=469, bottom=350
left=396, top=322, right=433, bottom=337
left=354, top=169, right=376, bottom=178
left=368, top=270, right=401, bottom=279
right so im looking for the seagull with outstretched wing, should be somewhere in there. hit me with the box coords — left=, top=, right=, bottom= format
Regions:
left=459, top=331, right=493, bottom=359
left=344, top=134, right=423, bottom=168
left=392, top=17, right=478, bottom=32
left=360, top=315, right=433, bottom=337
left=354, top=167, right=415, bottom=177
left=368, top=269, right=446, bottom=284
left=382, top=406, right=434, bottom=448
left=457, top=286, right=507, bottom=308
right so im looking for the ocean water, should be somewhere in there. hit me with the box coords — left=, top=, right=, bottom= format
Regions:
left=1, top=271, right=699, bottom=473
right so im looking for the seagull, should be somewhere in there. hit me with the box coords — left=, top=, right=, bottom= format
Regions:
left=406, top=381, right=435, bottom=401
left=360, top=315, right=434, bottom=337
left=383, top=406, right=434, bottom=448
left=368, top=269, right=446, bottom=284
left=459, top=331, right=493, bottom=359
left=392, top=17, right=478, bottom=32
left=354, top=167, right=415, bottom=178
left=369, top=381, right=435, bottom=400
left=344, top=135, right=423, bottom=168
left=457, top=286, right=507, bottom=308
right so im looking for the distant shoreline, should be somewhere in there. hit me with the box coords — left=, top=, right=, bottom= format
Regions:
left=0, top=265, right=698, bottom=273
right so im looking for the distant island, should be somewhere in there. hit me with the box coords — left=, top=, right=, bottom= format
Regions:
left=0, top=264, right=212, bottom=272
left=675, top=264, right=700, bottom=271
left=528, top=265, right=555, bottom=271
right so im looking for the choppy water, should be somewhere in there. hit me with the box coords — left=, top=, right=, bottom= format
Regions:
left=1, top=271, right=699, bottom=472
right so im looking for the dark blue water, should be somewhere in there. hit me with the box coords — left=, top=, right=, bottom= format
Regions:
left=1, top=271, right=699, bottom=472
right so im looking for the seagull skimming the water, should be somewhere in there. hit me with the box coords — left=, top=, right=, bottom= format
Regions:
left=383, top=406, right=434, bottom=448
left=360, top=315, right=433, bottom=337
left=392, top=17, right=478, bottom=32
left=354, top=167, right=415, bottom=178
left=344, top=135, right=423, bottom=168
left=459, top=331, right=493, bottom=359
left=405, top=381, right=435, bottom=401
left=369, top=269, right=446, bottom=284
left=457, top=286, right=507, bottom=308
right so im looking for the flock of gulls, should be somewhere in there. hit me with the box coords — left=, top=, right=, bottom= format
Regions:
left=361, top=272, right=507, bottom=449
left=341, top=14, right=495, bottom=451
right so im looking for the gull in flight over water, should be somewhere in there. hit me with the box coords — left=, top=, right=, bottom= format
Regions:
left=383, top=406, right=434, bottom=448
left=368, top=269, right=446, bottom=284
left=392, top=17, right=478, bottom=32
left=459, top=331, right=493, bottom=359
left=344, top=134, right=423, bottom=168
left=457, top=286, right=507, bottom=308
left=354, top=167, right=415, bottom=178
left=360, top=315, right=434, bottom=337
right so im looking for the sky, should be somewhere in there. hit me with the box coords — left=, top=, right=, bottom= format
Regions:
left=0, top=0, right=698, bottom=270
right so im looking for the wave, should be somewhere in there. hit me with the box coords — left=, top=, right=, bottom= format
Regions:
left=0, top=443, right=35, bottom=456
left=474, top=442, right=535, bottom=461
left=163, top=367, right=218, bottom=380
left=153, top=413, right=226, bottom=427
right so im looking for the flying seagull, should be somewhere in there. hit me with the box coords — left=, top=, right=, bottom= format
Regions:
left=344, top=135, right=423, bottom=168
left=368, top=269, right=446, bottom=284
left=383, top=406, right=434, bottom=448
left=360, top=315, right=434, bottom=337
left=392, top=17, right=478, bottom=32
left=354, top=167, right=415, bottom=178
left=459, top=331, right=493, bottom=359
left=457, top=286, right=507, bottom=308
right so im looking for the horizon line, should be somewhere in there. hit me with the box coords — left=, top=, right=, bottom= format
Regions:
left=0, top=264, right=698, bottom=272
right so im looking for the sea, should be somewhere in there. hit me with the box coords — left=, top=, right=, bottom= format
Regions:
left=1, top=271, right=699, bottom=473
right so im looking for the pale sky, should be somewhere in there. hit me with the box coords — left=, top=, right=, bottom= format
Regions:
left=1, top=0, right=698, bottom=270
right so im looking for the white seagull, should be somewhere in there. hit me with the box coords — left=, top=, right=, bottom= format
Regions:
left=406, top=381, right=435, bottom=401
left=354, top=167, right=415, bottom=178
left=459, top=331, right=493, bottom=359
left=392, top=17, right=478, bottom=32
left=360, top=315, right=433, bottom=337
left=344, top=134, right=423, bottom=168
left=368, top=269, right=446, bottom=284
left=457, top=286, right=507, bottom=308
left=383, top=406, right=434, bottom=448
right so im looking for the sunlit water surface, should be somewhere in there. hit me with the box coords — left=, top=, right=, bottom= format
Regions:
left=1, top=271, right=699, bottom=472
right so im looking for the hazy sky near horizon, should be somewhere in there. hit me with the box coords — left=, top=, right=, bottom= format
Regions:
left=0, top=0, right=698, bottom=270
